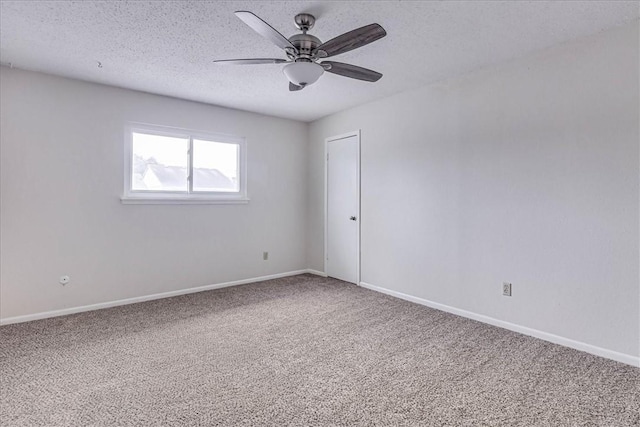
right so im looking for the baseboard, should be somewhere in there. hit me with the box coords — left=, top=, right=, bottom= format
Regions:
left=0, top=270, right=310, bottom=326
left=306, top=269, right=328, bottom=277
left=359, top=281, right=640, bottom=368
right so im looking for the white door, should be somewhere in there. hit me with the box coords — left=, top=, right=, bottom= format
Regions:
left=326, top=133, right=360, bottom=284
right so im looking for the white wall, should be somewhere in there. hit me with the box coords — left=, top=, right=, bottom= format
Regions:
left=308, top=22, right=639, bottom=359
left=0, top=67, right=308, bottom=319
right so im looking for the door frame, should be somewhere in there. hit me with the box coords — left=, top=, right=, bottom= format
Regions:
left=324, top=129, right=361, bottom=285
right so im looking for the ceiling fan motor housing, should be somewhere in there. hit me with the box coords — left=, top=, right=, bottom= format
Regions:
left=288, top=33, right=321, bottom=59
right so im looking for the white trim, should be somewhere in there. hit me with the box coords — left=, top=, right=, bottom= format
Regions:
left=0, top=270, right=309, bottom=326
left=324, top=130, right=361, bottom=285
left=306, top=269, right=328, bottom=277
left=121, top=196, right=250, bottom=205
left=359, top=281, right=640, bottom=368
left=324, top=138, right=328, bottom=277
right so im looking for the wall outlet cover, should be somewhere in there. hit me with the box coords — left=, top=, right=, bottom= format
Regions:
left=503, top=282, right=512, bottom=296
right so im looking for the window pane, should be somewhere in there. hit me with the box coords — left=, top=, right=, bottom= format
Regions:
left=192, top=139, right=239, bottom=192
left=132, top=132, right=188, bottom=192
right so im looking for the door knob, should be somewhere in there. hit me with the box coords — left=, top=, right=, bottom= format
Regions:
left=350, top=216, right=357, bottom=221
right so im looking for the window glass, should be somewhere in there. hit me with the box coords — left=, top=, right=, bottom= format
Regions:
left=132, top=132, right=188, bottom=192
left=192, top=139, right=239, bottom=192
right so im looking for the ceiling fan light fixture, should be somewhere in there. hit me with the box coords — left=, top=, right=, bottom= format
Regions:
left=283, top=62, right=324, bottom=87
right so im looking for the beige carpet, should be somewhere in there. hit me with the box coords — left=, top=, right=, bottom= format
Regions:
left=1, top=274, right=638, bottom=426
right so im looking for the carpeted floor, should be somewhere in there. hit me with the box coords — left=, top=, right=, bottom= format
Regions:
left=1, top=274, right=638, bottom=426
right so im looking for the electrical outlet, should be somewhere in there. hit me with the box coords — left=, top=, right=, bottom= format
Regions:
left=263, top=251, right=269, bottom=261
left=502, top=282, right=512, bottom=297
left=59, top=275, right=70, bottom=285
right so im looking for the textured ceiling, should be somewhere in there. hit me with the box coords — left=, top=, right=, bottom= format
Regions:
left=1, top=1, right=638, bottom=122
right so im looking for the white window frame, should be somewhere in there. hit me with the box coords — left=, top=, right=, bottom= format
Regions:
left=121, top=122, right=248, bottom=204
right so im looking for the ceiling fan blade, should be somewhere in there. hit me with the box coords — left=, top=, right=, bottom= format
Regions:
left=214, top=58, right=288, bottom=65
left=289, top=82, right=304, bottom=91
left=315, top=23, right=386, bottom=58
left=322, top=61, right=382, bottom=82
left=235, top=11, right=297, bottom=52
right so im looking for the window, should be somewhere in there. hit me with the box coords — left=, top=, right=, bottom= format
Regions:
left=122, top=123, right=247, bottom=204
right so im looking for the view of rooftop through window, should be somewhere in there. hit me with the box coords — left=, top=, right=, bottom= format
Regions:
left=131, top=132, right=239, bottom=193
left=193, top=139, right=239, bottom=192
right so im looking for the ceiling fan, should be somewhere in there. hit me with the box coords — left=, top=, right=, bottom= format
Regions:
left=214, top=11, right=386, bottom=91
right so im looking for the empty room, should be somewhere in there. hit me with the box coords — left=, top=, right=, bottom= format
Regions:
left=1, top=1, right=639, bottom=425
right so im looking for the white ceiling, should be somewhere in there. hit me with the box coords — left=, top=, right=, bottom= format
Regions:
left=1, top=1, right=638, bottom=122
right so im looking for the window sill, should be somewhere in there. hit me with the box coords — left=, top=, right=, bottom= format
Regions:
left=120, top=196, right=250, bottom=205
